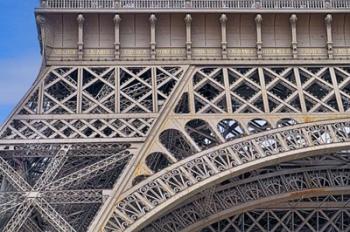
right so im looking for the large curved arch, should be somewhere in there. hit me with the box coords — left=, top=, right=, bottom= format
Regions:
left=143, top=166, right=350, bottom=232
left=184, top=189, right=350, bottom=232
left=105, top=119, right=350, bottom=232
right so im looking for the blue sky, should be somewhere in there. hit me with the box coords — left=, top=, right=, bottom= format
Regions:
left=0, top=1, right=41, bottom=125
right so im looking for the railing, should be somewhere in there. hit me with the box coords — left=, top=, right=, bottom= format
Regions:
left=41, top=0, right=350, bottom=9
left=332, top=0, right=350, bottom=7
left=42, top=0, right=116, bottom=8
left=191, top=0, right=255, bottom=8
left=261, top=0, right=326, bottom=8
left=120, top=0, right=185, bottom=8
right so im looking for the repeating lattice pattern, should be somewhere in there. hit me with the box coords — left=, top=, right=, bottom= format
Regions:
left=201, top=207, right=350, bottom=232
left=176, top=66, right=350, bottom=114
left=144, top=167, right=350, bottom=232
left=18, top=67, right=184, bottom=115
left=105, top=119, right=350, bottom=232
left=1, top=118, right=154, bottom=140
left=0, top=66, right=185, bottom=141
left=2, top=64, right=350, bottom=232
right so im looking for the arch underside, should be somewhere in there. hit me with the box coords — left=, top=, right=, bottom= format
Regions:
left=200, top=197, right=350, bottom=232
left=142, top=153, right=350, bottom=232
left=107, top=119, right=350, bottom=232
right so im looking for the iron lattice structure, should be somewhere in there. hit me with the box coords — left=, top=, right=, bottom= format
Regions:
left=1, top=0, right=350, bottom=231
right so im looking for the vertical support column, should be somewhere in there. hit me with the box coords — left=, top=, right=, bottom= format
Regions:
left=152, top=67, right=158, bottom=113
left=188, top=77, right=196, bottom=114
left=77, top=68, right=83, bottom=113
left=325, top=14, right=333, bottom=59
left=149, top=14, right=157, bottom=60
left=223, top=68, right=233, bottom=113
left=289, top=14, right=298, bottom=59
left=185, top=14, right=192, bottom=60
left=329, top=67, right=344, bottom=112
left=38, top=82, right=44, bottom=114
left=77, top=14, right=85, bottom=60
left=115, top=67, right=120, bottom=113
left=255, top=14, right=263, bottom=59
left=294, top=67, right=307, bottom=113
left=113, top=14, right=122, bottom=60
left=258, top=68, right=270, bottom=113
left=220, top=14, right=228, bottom=59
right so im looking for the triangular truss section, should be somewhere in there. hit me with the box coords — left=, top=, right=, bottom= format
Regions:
left=174, top=66, right=350, bottom=115
left=0, top=66, right=187, bottom=143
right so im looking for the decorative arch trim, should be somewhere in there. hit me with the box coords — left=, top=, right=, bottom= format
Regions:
left=182, top=188, right=349, bottom=232
left=105, top=118, right=350, bottom=232
left=146, top=167, right=350, bottom=232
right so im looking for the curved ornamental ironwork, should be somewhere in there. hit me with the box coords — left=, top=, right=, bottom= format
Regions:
left=40, top=0, right=350, bottom=9
left=143, top=167, right=350, bottom=232
left=105, top=118, right=350, bottom=231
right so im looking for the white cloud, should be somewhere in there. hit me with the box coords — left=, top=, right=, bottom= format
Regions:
left=0, top=54, right=41, bottom=106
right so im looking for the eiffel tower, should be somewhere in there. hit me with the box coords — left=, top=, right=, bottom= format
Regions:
left=1, top=0, right=350, bottom=231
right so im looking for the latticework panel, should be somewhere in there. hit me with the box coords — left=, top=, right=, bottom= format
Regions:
left=129, top=66, right=350, bottom=183
left=0, top=143, right=133, bottom=232
left=2, top=64, right=350, bottom=232
left=0, top=66, right=186, bottom=142
left=105, top=118, right=350, bottom=231
left=142, top=154, right=350, bottom=232
left=1, top=118, right=154, bottom=140
left=201, top=206, right=350, bottom=232
left=176, top=66, right=350, bottom=114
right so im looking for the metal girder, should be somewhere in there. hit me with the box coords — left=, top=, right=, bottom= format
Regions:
left=0, top=146, right=80, bottom=231
left=46, top=151, right=131, bottom=190
left=24, top=219, right=45, bottom=232
left=0, top=140, right=133, bottom=231
left=0, top=192, right=25, bottom=203
left=34, top=199, right=77, bottom=232
left=41, top=190, right=105, bottom=204
left=2, top=199, right=34, bottom=232
left=0, top=202, right=23, bottom=216
left=34, top=145, right=71, bottom=190
left=0, top=192, right=25, bottom=216
left=0, top=157, right=32, bottom=191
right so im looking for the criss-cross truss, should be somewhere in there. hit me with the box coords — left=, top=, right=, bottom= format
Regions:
left=0, top=64, right=189, bottom=231
left=0, top=66, right=185, bottom=143
left=1, top=64, right=350, bottom=231
left=0, top=143, right=132, bottom=231
left=3, top=1, right=350, bottom=231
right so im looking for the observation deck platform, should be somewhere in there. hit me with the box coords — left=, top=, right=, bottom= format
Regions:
left=38, top=0, right=350, bottom=13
